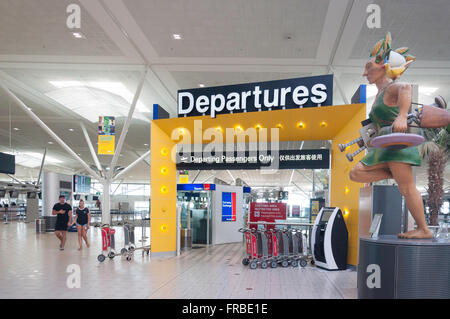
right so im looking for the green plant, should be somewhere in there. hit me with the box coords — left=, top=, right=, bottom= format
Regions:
left=420, top=126, right=450, bottom=225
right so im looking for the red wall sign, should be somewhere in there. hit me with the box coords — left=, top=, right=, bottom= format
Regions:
left=250, top=202, right=287, bottom=223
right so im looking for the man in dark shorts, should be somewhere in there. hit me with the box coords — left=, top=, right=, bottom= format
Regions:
left=52, top=195, right=72, bottom=250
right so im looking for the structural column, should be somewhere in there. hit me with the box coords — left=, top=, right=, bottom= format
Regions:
left=101, top=179, right=111, bottom=225
left=42, top=171, right=59, bottom=217
left=150, top=121, right=177, bottom=256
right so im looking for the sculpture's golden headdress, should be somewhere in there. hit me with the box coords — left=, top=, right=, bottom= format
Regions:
left=370, top=32, right=416, bottom=80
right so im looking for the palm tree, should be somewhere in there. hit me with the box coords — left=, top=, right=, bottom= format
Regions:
left=419, top=125, right=450, bottom=225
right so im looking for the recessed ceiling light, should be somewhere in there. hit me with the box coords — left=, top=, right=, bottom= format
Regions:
left=199, top=84, right=205, bottom=88
left=48, top=141, right=54, bottom=144
left=13, top=128, right=20, bottom=131
left=68, top=128, right=74, bottom=132
left=172, top=34, right=182, bottom=40
left=72, top=32, right=86, bottom=39
left=144, top=143, right=149, bottom=146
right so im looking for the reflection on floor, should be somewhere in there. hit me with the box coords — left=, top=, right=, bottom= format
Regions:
left=0, top=222, right=357, bottom=299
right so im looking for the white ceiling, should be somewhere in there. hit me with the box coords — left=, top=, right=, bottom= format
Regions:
left=0, top=0, right=123, bottom=56
left=124, top=0, right=328, bottom=58
left=350, top=0, right=450, bottom=61
left=0, top=0, right=449, bottom=193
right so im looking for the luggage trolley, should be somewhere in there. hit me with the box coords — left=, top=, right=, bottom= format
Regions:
left=239, top=228, right=271, bottom=269
left=246, top=221, right=315, bottom=268
left=98, top=224, right=117, bottom=262
left=137, top=214, right=151, bottom=256
left=288, top=229, right=308, bottom=268
left=120, top=222, right=136, bottom=261
left=266, top=228, right=279, bottom=268
left=274, top=228, right=291, bottom=267
left=120, top=222, right=151, bottom=261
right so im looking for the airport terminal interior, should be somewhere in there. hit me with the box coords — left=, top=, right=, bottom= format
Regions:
left=0, top=0, right=449, bottom=300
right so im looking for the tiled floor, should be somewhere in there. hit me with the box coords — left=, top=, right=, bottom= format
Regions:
left=0, top=221, right=357, bottom=299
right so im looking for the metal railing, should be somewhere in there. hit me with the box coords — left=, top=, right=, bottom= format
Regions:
left=89, top=209, right=150, bottom=227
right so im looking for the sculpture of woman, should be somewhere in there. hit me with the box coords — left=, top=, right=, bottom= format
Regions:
left=349, top=32, right=434, bottom=239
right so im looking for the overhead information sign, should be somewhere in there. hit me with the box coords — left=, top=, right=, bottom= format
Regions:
left=177, top=184, right=216, bottom=191
left=177, top=74, right=333, bottom=118
left=0, top=152, right=15, bottom=174
left=73, top=175, right=91, bottom=193
left=176, top=149, right=330, bottom=170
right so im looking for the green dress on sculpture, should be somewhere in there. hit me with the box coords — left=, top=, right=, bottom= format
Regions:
left=360, top=89, right=421, bottom=167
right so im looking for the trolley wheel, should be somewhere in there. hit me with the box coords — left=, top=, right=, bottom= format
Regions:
left=260, top=261, right=268, bottom=269
left=242, top=258, right=250, bottom=266
left=291, top=260, right=298, bottom=268
left=310, top=259, right=315, bottom=265
left=249, top=261, right=258, bottom=270
left=108, top=252, right=115, bottom=259
left=146, top=249, right=150, bottom=255
left=270, top=261, right=278, bottom=268
left=299, top=259, right=308, bottom=268
left=120, top=248, right=128, bottom=255
left=281, top=260, right=289, bottom=268
left=129, top=245, right=135, bottom=251
left=97, top=254, right=106, bottom=262
left=126, top=255, right=132, bottom=261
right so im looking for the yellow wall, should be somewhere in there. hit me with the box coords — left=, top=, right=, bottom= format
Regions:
left=330, top=105, right=367, bottom=265
left=150, top=122, right=177, bottom=254
left=151, top=103, right=366, bottom=264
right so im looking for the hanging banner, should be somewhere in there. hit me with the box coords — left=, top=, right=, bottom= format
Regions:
left=98, top=116, right=115, bottom=155
left=98, top=135, right=115, bottom=155
left=98, top=116, right=115, bottom=135
left=179, top=170, right=189, bottom=184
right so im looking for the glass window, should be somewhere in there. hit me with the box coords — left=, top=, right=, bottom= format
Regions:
left=443, top=201, right=449, bottom=214
left=134, top=201, right=149, bottom=212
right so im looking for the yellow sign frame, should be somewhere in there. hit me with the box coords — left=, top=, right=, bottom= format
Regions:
left=151, top=103, right=366, bottom=265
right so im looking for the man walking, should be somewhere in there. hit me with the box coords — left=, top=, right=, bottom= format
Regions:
left=52, top=195, right=72, bottom=250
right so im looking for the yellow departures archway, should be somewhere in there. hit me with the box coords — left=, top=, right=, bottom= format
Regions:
left=150, top=103, right=366, bottom=266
